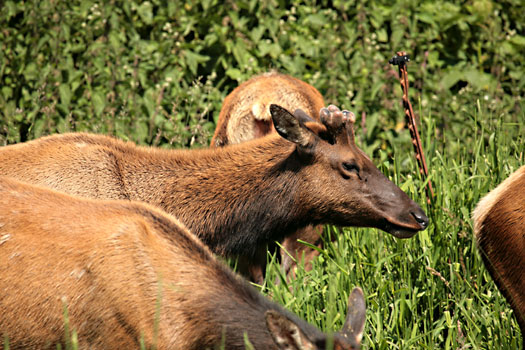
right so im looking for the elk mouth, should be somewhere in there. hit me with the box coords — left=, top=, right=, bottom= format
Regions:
left=381, top=212, right=429, bottom=239
left=382, top=223, right=421, bottom=238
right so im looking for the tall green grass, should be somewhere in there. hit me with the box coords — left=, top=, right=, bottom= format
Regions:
left=263, top=101, right=524, bottom=349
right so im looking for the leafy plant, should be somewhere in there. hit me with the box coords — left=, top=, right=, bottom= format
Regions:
left=1, top=0, right=524, bottom=348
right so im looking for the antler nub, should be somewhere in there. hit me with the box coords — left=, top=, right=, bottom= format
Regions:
left=320, top=105, right=356, bottom=145
left=342, top=110, right=356, bottom=124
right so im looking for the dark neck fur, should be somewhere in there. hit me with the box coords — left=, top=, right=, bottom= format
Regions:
left=206, top=260, right=324, bottom=348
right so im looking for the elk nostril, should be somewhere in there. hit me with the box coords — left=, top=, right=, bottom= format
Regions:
left=411, top=211, right=429, bottom=229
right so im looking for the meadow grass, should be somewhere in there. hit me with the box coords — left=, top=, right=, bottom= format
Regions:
left=1, top=102, right=523, bottom=349
left=262, top=100, right=524, bottom=349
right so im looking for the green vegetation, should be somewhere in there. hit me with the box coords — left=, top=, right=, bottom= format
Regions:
left=1, top=0, right=524, bottom=348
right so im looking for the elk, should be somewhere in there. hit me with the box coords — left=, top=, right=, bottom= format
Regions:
left=211, top=72, right=325, bottom=147
left=0, top=177, right=366, bottom=349
left=0, top=105, right=429, bottom=282
left=211, top=72, right=326, bottom=281
left=473, top=165, right=525, bottom=341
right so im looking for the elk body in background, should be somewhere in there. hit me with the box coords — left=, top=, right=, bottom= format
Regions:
left=473, top=165, right=525, bottom=341
left=211, top=72, right=327, bottom=281
left=212, top=72, right=324, bottom=147
left=0, top=177, right=366, bottom=350
left=0, top=105, right=429, bottom=282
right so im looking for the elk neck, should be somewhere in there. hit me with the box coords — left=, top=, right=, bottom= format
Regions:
left=118, top=134, right=311, bottom=258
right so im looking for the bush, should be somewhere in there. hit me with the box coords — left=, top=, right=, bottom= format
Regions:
left=1, top=0, right=523, bottom=151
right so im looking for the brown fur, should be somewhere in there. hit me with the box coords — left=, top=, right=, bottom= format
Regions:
left=473, top=165, right=525, bottom=341
left=212, top=72, right=324, bottom=147
left=0, top=105, right=428, bottom=277
left=211, top=72, right=326, bottom=281
left=0, top=177, right=365, bottom=350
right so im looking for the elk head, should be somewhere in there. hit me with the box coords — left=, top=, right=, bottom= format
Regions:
left=266, top=287, right=366, bottom=350
left=270, top=104, right=429, bottom=238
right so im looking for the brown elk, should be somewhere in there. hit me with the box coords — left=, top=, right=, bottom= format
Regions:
left=211, top=72, right=326, bottom=281
left=473, top=165, right=525, bottom=341
left=212, top=72, right=325, bottom=147
left=0, top=105, right=429, bottom=283
left=0, top=177, right=366, bottom=349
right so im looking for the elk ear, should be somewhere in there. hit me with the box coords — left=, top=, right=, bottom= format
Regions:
left=341, top=287, right=366, bottom=344
left=270, top=104, right=316, bottom=149
left=296, top=109, right=329, bottom=138
left=265, top=310, right=316, bottom=350
left=293, top=108, right=316, bottom=124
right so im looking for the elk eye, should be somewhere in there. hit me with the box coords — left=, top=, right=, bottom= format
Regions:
left=342, top=162, right=360, bottom=174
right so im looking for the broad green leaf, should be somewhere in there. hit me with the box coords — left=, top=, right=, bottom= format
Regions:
left=377, top=28, right=388, bottom=43
left=304, top=13, right=327, bottom=27
left=92, top=91, right=105, bottom=116
left=250, top=26, right=265, bottom=42
left=59, top=84, right=72, bottom=108
left=183, top=50, right=209, bottom=75
left=441, top=69, right=463, bottom=90
left=225, top=68, right=242, bottom=81
left=24, top=62, right=38, bottom=81
left=464, top=68, right=495, bottom=90
left=509, top=35, right=525, bottom=48
left=135, top=120, right=149, bottom=143
left=137, top=2, right=153, bottom=24
left=143, top=88, right=156, bottom=118
left=1, top=86, right=13, bottom=100
left=32, top=118, right=45, bottom=139
left=5, top=1, right=18, bottom=19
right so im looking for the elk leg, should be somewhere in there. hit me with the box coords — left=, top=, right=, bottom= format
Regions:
left=280, top=225, right=324, bottom=280
left=237, top=246, right=268, bottom=285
